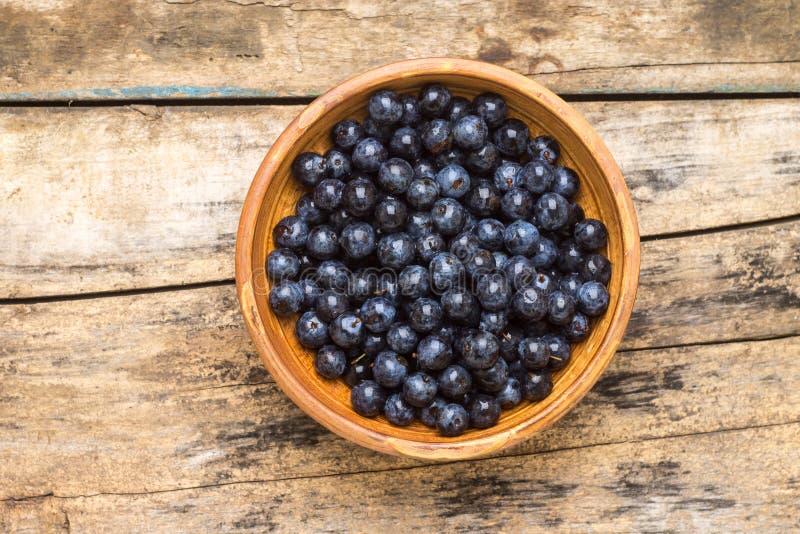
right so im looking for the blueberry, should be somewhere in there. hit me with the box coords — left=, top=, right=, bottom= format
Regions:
left=476, top=272, right=512, bottom=311
left=493, top=118, right=529, bottom=157
left=521, top=159, right=555, bottom=194
left=305, top=225, right=339, bottom=260
left=512, top=286, right=548, bottom=320
left=442, top=287, right=477, bottom=322
left=413, top=159, right=436, bottom=180
left=463, top=180, right=500, bottom=217
left=474, top=218, right=504, bottom=251
left=267, top=248, right=300, bottom=282
left=461, top=331, right=500, bottom=369
left=558, top=273, right=583, bottom=300
left=372, top=350, right=408, bottom=388
left=473, top=358, right=509, bottom=393
left=574, top=218, right=608, bottom=251
left=416, top=335, right=453, bottom=371
left=375, top=159, right=412, bottom=196
left=472, top=92, right=507, bottom=128
left=323, top=149, right=352, bottom=181
left=543, top=334, right=571, bottom=370
left=381, top=392, right=415, bottom=426
left=500, top=188, right=534, bottom=220
left=531, top=237, right=558, bottom=269
left=577, top=281, right=609, bottom=316
left=479, top=310, right=508, bottom=336
left=465, top=247, right=497, bottom=281
left=519, top=336, right=548, bottom=369
left=421, top=118, right=453, bottom=154
left=375, top=274, right=400, bottom=304
left=468, top=393, right=501, bottom=428
left=532, top=272, right=556, bottom=295
left=315, top=289, right=349, bottom=322
left=557, top=241, right=585, bottom=273
left=581, top=253, right=612, bottom=285
left=352, top=138, right=388, bottom=172
left=269, top=280, right=304, bottom=316
left=295, top=311, right=329, bottom=348
left=504, top=220, right=540, bottom=256
left=396, top=265, right=428, bottom=299
left=436, top=403, right=469, bottom=436
left=314, top=345, right=347, bottom=379
left=327, top=208, right=357, bottom=233
left=362, top=333, right=386, bottom=357
left=363, top=117, right=393, bottom=143
left=564, top=312, right=591, bottom=342
left=435, top=164, right=470, bottom=198
left=409, top=297, right=443, bottom=333
left=374, top=196, right=408, bottom=233
left=420, top=396, right=448, bottom=427
left=527, top=135, right=560, bottom=164
left=552, top=166, right=579, bottom=198
left=387, top=323, right=419, bottom=355
left=377, top=232, right=415, bottom=269
left=400, top=95, right=422, bottom=126
left=502, top=255, right=536, bottom=290
left=298, top=278, right=322, bottom=309
left=496, top=378, right=522, bottom=409
left=402, top=372, right=438, bottom=407
left=429, top=252, right=464, bottom=292
left=273, top=215, right=309, bottom=249
left=342, top=177, right=377, bottom=217
left=340, top=222, right=376, bottom=260
left=405, top=210, right=434, bottom=238
left=329, top=312, right=364, bottom=349
left=291, top=152, right=326, bottom=187
left=448, top=230, right=480, bottom=263
left=461, top=211, right=478, bottom=233
left=388, top=126, right=422, bottom=161
left=434, top=325, right=456, bottom=345
left=295, top=193, right=327, bottom=225
left=446, top=96, right=472, bottom=122
left=493, top=161, right=523, bottom=192
left=433, top=148, right=464, bottom=170
left=359, top=296, right=397, bottom=333
left=521, top=369, right=553, bottom=402
left=428, top=197, right=465, bottom=236
left=313, top=179, right=345, bottom=211
left=492, top=250, right=509, bottom=269
left=416, top=232, right=446, bottom=263
left=316, top=259, right=349, bottom=291
left=535, top=192, right=570, bottom=231
left=406, top=178, right=440, bottom=211
left=351, top=380, right=387, bottom=417
left=452, top=114, right=489, bottom=151
left=331, top=119, right=364, bottom=150
left=343, top=355, right=374, bottom=386
left=438, top=365, right=472, bottom=400
left=368, top=89, right=403, bottom=125
left=419, top=83, right=452, bottom=118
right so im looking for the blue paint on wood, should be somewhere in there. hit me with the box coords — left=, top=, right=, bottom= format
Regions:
left=0, top=85, right=313, bottom=101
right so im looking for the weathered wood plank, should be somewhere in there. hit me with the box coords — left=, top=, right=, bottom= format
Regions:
left=1, top=213, right=798, bottom=498
left=0, top=0, right=798, bottom=100
left=2, top=100, right=799, bottom=298
left=3, top=424, right=798, bottom=532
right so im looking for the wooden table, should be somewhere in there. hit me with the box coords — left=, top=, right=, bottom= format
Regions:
left=1, top=2, right=799, bottom=531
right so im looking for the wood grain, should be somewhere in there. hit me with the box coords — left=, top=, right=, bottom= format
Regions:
left=3, top=99, right=799, bottom=298
left=0, top=0, right=798, bottom=100
left=3, top=423, right=798, bottom=532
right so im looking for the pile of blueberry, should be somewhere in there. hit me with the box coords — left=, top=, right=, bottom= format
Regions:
left=267, top=84, right=611, bottom=437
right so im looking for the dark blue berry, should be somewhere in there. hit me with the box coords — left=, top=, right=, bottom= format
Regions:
left=372, top=350, right=408, bottom=388
left=543, top=334, right=571, bottom=370
left=331, top=119, right=364, bottom=150
left=419, top=83, right=452, bottom=118
left=295, top=193, right=327, bottom=225
left=384, top=393, right=416, bottom=425
left=552, top=166, right=580, bottom=198
left=446, top=96, right=472, bottom=122
left=416, top=232, right=446, bottom=263
left=292, top=152, right=326, bottom=187
left=472, top=92, right=507, bottom=128
left=296, top=310, right=329, bottom=348
left=475, top=218, right=505, bottom=251
left=493, top=118, right=529, bottom=157
left=429, top=252, right=464, bottom=292
left=563, top=312, right=591, bottom=342
left=377, top=232, right=415, bottom=269
left=323, top=149, right=352, bottom=180
left=267, top=248, right=300, bottom=281
left=363, top=117, right=393, bottom=143
left=557, top=241, right=585, bottom=273
left=329, top=312, right=364, bottom=349
left=469, top=393, right=501, bottom=428
left=492, top=250, right=509, bottom=269
left=558, top=273, right=583, bottom=299
left=305, top=225, right=339, bottom=260
left=453, top=114, right=488, bottom=151
left=521, top=159, right=555, bottom=194
left=442, top=287, right=477, bottom=322
left=535, top=192, right=570, bottom=231
left=504, top=220, right=540, bottom=256
left=473, top=358, right=509, bottom=393
left=398, top=265, right=430, bottom=299
left=574, top=218, right=608, bottom=251
left=464, top=179, right=501, bottom=216
left=409, top=298, right=443, bottom=333
left=465, top=142, right=500, bottom=176
left=327, top=208, right=357, bottom=233
left=438, top=365, right=472, bottom=400
left=431, top=198, right=466, bottom=236
left=368, top=90, right=403, bottom=125
left=435, top=163, right=471, bottom=198
left=532, top=271, right=556, bottom=295
left=359, top=297, right=396, bottom=333
left=519, top=336, right=548, bottom=369
left=343, top=355, right=374, bottom=386
left=416, top=335, right=453, bottom=371
left=464, top=247, right=498, bottom=280
left=269, top=280, right=304, bottom=316
left=434, top=324, right=456, bottom=345
left=351, top=380, right=387, bottom=417
left=577, top=281, right=609, bottom=316
left=374, top=196, right=408, bottom=233
left=413, top=159, right=436, bottom=180
left=433, top=148, right=465, bottom=170
left=377, top=158, right=413, bottom=195
left=527, top=135, right=560, bottom=164
left=342, top=177, right=377, bottom=217
left=437, top=403, right=469, bottom=436
left=315, top=345, right=346, bottom=378
left=493, top=161, right=523, bottom=192
left=461, top=210, right=478, bottom=233
left=316, top=259, right=349, bottom=291
left=273, top=215, right=308, bottom=249
left=421, top=118, right=453, bottom=154
left=352, top=137, right=388, bottom=172
left=375, top=274, right=400, bottom=305
left=406, top=178, right=440, bottom=210
left=521, top=369, right=553, bottom=401
left=298, top=278, right=322, bottom=309
left=313, top=178, right=345, bottom=211
left=581, top=253, right=612, bottom=285
left=500, top=188, right=534, bottom=220
left=348, top=269, right=375, bottom=304
left=531, top=237, right=558, bottom=269
left=502, top=255, right=535, bottom=290
left=387, top=323, right=419, bottom=355
left=340, top=222, right=376, bottom=260
left=363, top=333, right=387, bottom=357
left=496, top=378, right=522, bottom=409
left=315, top=289, right=349, bottom=322
left=403, top=372, right=438, bottom=407
left=461, top=331, right=500, bottom=370
left=479, top=310, right=508, bottom=336
left=400, top=95, right=422, bottom=126
left=405, top=210, right=434, bottom=238
left=476, top=272, right=512, bottom=311
left=389, top=126, right=422, bottom=161
left=420, top=396, right=447, bottom=427
left=512, top=286, right=548, bottom=320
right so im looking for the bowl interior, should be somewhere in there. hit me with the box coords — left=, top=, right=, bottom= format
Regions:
left=241, top=61, right=636, bottom=457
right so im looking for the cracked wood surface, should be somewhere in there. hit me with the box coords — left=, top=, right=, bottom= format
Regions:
left=3, top=99, right=800, bottom=298
left=0, top=0, right=799, bottom=100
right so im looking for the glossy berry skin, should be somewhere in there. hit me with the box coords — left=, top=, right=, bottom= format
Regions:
left=340, top=222, right=376, bottom=260
left=298, top=278, right=323, bottom=309
left=406, top=178, right=440, bottom=210
left=416, top=232, right=446, bottom=263
left=449, top=231, right=480, bottom=261
left=442, top=287, right=477, bottom=322
left=465, top=142, right=501, bottom=176
left=273, top=215, right=309, bottom=249
left=446, top=96, right=472, bottom=122
left=557, top=241, right=585, bottom=273
left=295, top=193, right=327, bottom=225
left=323, top=149, right=352, bottom=181
left=564, top=312, right=591, bottom=342
left=512, top=286, right=548, bottom=321
left=500, top=188, right=534, bottom=220
left=461, top=211, right=478, bottom=234
left=359, top=296, right=397, bottom=333
left=437, top=403, right=469, bottom=436
left=465, top=179, right=501, bottom=216
left=438, top=365, right=472, bottom=400
left=421, top=119, right=453, bottom=154
left=461, top=331, right=500, bottom=370
left=313, top=179, right=345, bottom=211
left=469, top=393, right=501, bottom=428
left=519, top=337, right=548, bottom=369
left=419, top=83, right=452, bottom=118
left=493, top=118, right=530, bottom=157
left=377, top=158, right=414, bottom=195
left=417, top=335, right=453, bottom=371
left=503, top=255, right=536, bottom=290
left=472, top=92, right=507, bottom=128
left=499, top=325, right=524, bottom=362
left=384, top=393, right=416, bottom=426
left=386, top=323, right=418, bottom=355
left=352, top=137, right=388, bottom=172
left=295, top=311, right=329, bottom=349
left=403, top=372, right=438, bottom=407
left=463, top=248, right=495, bottom=280
left=413, top=159, right=436, bottom=180
left=375, top=275, right=400, bottom=305
left=409, top=298, right=443, bottom=334
left=305, top=225, right=339, bottom=260
left=396, top=95, right=421, bottom=126
left=521, top=369, right=553, bottom=402
left=431, top=197, right=466, bottom=236
left=327, top=208, right=357, bottom=233
left=473, top=358, right=509, bottom=393
left=496, top=377, right=522, bottom=409
left=362, top=333, right=386, bottom=357
left=504, top=220, right=540, bottom=256
left=434, top=325, right=456, bottom=345
left=544, top=334, right=571, bottom=370
left=574, top=218, right=608, bottom=251
left=363, top=117, right=393, bottom=143
left=452, top=114, right=488, bottom=151
left=315, top=289, right=349, bottom=322
left=377, top=233, right=416, bottom=269
left=535, top=192, right=570, bottom=231
left=479, top=310, right=508, bottom=336
left=291, top=152, right=326, bottom=187
left=329, top=312, right=365, bottom=349
left=420, top=396, right=447, bottom=427
left=269, top=280, right=304, bottom=316
left=557, top=274, right=582, bottom=301
left=532, top=272, right=556, bottom=295
left=521, top=159, right=555, bottom=194
left=577, top=281, right=610, bottom=316
left=398, top=264, right=430, bottom=299
left=342, top=177, right=377, bottom=217
left=372, top=351, right=408, bottom=388
left=493, top=252, right=509, bottom=269
left=368, top=89, right=403, bottom=125
left=476, top=272, right=512, bottom=311
left=388, top=126, right=422, bottom=161
left=435, top=164, right=471, bottom=198
left=314, top=345, right=347, bottom=379
left=429, top=252, right=464, bottom=292
left=343, top=355, right=374, bottom=387
left=331, top=119, right=364, bottom=150
left=350, top=380, right=387, bottom=417
left=316, top=260, right=349, bottom=291
left=267, top=248, right=300, bottom=282
left=493, top=161, right=523, bottom=192
left=552, top=166, right=580, bottom=198
left=475, top=218, right=505, bottom=251
left=547, top=289, right=576, bottom=326
left=527, top=135, right=560, bottom=164
left=581, top=253, right=612, bottom=285
left=405, top=211, right=434, bottom=238
left=531, top=237, right=558, bottom=269
left=374, top=197, right=408, bottom=233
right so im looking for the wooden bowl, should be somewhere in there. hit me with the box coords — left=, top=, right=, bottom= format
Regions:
left=236, top=58, right=640, bottom=460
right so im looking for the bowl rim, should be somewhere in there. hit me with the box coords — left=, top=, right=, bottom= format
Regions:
left=236, top=57, right=641, bottom=460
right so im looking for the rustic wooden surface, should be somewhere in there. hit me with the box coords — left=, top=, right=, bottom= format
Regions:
left=1, top=0, right=799, bottom=531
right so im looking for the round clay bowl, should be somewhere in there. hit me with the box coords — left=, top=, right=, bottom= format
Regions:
left=236, top=58, right=640, bottom=460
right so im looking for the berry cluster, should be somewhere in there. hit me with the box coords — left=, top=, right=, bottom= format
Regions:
left=267, top=84, right=611, bottom=437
